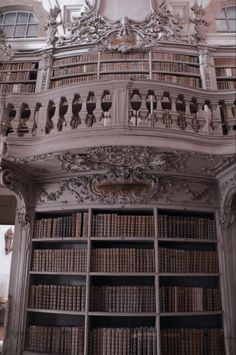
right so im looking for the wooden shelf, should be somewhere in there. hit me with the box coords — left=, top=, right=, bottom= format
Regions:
left=27, top=308, right=86, bottom=315
left=32, top=237, right=88, bottom=243
left=160, top=311, right=223, bottom=317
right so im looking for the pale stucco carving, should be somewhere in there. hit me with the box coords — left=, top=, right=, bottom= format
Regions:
left=56, top=1, right=192, bottom=51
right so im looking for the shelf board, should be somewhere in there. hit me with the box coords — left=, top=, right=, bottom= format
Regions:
left=88, top=311, right=157, bottom=316
left=100, top=58, right=149, bottom=63
left=158, top=237, right=217, bottom=243
left=27, top=308, right=85, bottom=315
left=0, top=80, right=36, bottom=84
left=52, top=60, right=98, bottom=69
left=32, top=237, right=88, bottom=243
left=91, top=237, right=155, bottom=241
left=151, top=59, right=199, bottom=66
left=99, top=70, right=149, bottom=74
left=216, top=76, right=236, bottom=80
left=160, top=311, right=223, bottom=317
left=51, top=72, right=97, bottom=80
left=29, top=271, right=87, bottom=275
left=89, top=272, right=156, bottom=276
left=158, top=272, right=220, bottom=277
left=152, top=70, right=200, bottom=77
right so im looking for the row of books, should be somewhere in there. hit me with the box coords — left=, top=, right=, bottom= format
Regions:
left=31, top=249, right=87, bottom=272
left=90, top=285, right=156, bottom=312
left=52, top=53, right=99, bottom=67
left=0, top=71, right=36, bottom=81
left=161, top=328, right=225, bottom=355
left=89, top=327, right=157, bottom=355
left=217, top=80, right=236, bottom=90
left=25, top=325, right=84, bottom=354
left=0, top=83, right=36, bottom=93
left=28, top=284, right=86, bottom=311
left=33, top=212, right=88, bottom=239
left=152, top=52, right=199, bottom=63
left=158, top=214, right=216, bottom=239
left=160, top=286, right=221, bottom=312
left=92, top=213, right=155, bottom=238
left=0, top=62, right=38, bottom=71
left=100, top=73, right=149, bottom=80
left=214, top=57, right=235, bottom=66
left=152, top=62, right=200, bottom=74
left=100, top=62, right=149, bottom=72
left=216, top=67, right=236, bottom=77
left=91, top=248, right=155, bottom=273
left=100, top=52, right=149, bottom=60
left=159, top=248, right=218, bottom=273
left=50, top=74, right=97, bottom=88
left=152, top=73, right=201, bottom=87
left=52, top=63, right=98, bottom=77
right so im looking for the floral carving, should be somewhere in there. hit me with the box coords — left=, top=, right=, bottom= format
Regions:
left=58, top=146, right=187, bottom=175
left=56, top=2, right=190, bottom=51
left=190, top=1, right=209, bottom=42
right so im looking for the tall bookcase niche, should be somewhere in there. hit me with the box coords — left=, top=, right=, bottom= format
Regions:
left=24, top=208, right=225, bottom=355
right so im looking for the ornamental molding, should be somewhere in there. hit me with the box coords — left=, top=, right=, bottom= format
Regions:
left=57, top=146, right=188, bottom=175
left=37, top=173, right=216, bottom=206
left=55, top=1, right=195, bottom=51
left=218, top=173, right=236, bottom=229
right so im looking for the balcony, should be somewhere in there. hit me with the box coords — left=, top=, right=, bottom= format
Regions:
left=0, top=80, right=235, bottom=158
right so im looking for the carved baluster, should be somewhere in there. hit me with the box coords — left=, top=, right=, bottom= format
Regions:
left=31, top=103, right=42, bottom=136
left=70, top=94, right=82, bottom=129
left=1, top=103, right=15, bottom=136
left=155, top=97, right=164, bottom=127
left=215, top=101, right=227, bottom=135
left=100, top=90, right=112, bottom=127
left=176, top=94, right=187, bottom=130
left=10, top=104, right=21, bottom=136
left=202, top=100, right=214, bottom=135
left=145, top=90, right=157, bottom=127
left=85, top=91, right=96, bottom=127
left=189, top=97, right=200, bottom=133
left=230, top=100, right=236, bottom=133
left=57, top=97, right=69, bottom=132
left=161, top=91, right=172, bottom=128
left=129, top=89, right=142, bottom=126
left=62, top=95, right=73, bottom=131
left=45, top=100, right=57, bottom=134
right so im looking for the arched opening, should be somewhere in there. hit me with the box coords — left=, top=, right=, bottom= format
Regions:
left=0, top=188, right=17, bottom=353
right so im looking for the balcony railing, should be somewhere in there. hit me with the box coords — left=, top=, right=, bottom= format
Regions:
left=0, top=80, right=235, bottom=153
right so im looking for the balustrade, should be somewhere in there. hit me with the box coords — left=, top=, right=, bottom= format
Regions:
left=1, top=81, right=235, bottom=140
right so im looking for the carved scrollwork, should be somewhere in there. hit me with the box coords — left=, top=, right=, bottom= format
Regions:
left=0, top=169, right=14, bottom=189
left=37, top=173, right=216, bottom=207
left=218, top=171, right=236, bottom=229
left=57, top=146, right=187, bottom=174
left=56, top=2, right=191, bottom=51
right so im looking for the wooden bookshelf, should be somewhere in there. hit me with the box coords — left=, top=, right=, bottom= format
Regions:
left=49, top=50, right=202, bottom=90
left=24, top=208, right=225, bottom=354
left=214, top=57, right=236, bottom=90
left=0, top=61, right=38, bottom=93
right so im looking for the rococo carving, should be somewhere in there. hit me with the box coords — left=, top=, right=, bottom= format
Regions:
left=218, top=172, right=236, bottom=229
left=56, top=1, right=194, bottom=51
left=57, top=146, right=187, bottom=174
left=37, top=173, right=216, bottom=207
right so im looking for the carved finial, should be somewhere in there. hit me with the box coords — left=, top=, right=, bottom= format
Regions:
left=191, top=1, right=209, bottom=42
left=44, top=6, right=62, bottom=46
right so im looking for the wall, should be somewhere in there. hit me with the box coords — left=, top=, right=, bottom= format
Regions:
left=0, top=225, right=14, bottom=301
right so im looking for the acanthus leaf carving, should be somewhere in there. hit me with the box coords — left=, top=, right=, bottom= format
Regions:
left=56, top=2, right=193, bottom=51
left=37, top=173, right=216, bottom=207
